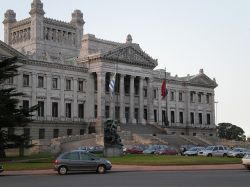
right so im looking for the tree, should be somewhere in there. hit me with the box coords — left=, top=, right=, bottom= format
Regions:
left=0, top=57, right=37, bottom=158
left=217, top=123, right=246, bottom=141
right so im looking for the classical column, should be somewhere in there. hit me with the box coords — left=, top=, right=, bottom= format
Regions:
left=60, top=75, right=65, bottom=121
left=73, top=78, right=78, bottom=121
left=147, top=78, right=154, bottom=125
left=185, top=90, right=190, bottom=127
left=211, top=93, right=216, bottom=126
left=139, top=76, right=146, bottom=124
left=129, top=75, right=136, bottom=124
left=96, top=72, right=106, bottom=136
left=85, top=73, right=95, bottom=121
left=46, top=74, right=51, bottom=121
left=119, top=74, right=126, bottom=123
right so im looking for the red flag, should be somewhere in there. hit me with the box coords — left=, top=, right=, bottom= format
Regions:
left=161, top=79, right=167, bottom=98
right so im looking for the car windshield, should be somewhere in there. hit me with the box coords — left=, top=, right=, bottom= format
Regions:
left=206, top=146, right=214, bottom=151
left=188, top=147, right=198, bottom=151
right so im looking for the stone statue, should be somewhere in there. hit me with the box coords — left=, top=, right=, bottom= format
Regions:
left=104, top=119, right=123, bottom=147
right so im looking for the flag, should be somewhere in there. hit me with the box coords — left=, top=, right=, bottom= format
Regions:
left=161, top=79, right=167, bottom=98
left=109, top=73, right=116, bottom=93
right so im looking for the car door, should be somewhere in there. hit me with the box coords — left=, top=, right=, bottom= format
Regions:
left=61, top=152, right=81, bottom=171
left=79, top=152, right=98, bottom=171
left=212, top=146, right=219, bottom=156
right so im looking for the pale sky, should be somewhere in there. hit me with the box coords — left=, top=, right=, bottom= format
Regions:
left=1, top=0, right=250, bottom=137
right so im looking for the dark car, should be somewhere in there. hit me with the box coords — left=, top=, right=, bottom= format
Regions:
left=155, top=147, right=178, bottom=155
left=0, top=165, right=3, bottom=173
left=126, top=145, right=147, bottom=154
left=54, top=150, right=112, bottom=175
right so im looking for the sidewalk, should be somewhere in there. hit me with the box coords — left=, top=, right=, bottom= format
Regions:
left=1, top=164, right=245, bottom=176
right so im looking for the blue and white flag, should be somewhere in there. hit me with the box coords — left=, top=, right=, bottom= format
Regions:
left=109, top=73, right=116, bottom=93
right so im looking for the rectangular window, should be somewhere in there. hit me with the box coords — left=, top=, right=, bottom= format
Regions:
left=144, top=108, right=147, bottom=120
left=206, top=94, right=210, bottom=104
left=105, top=106, right=110, bottom=118
left=39, top=128, right=45, bottom=139
left=66, top=103, right=71, bottom=118
left=199, top=113, right=203, bottom=124
left=198, top=93, right=202, bottom=103
left=115, top=106, right=120, bottom=120
left=52, top=78, right=58, bottom=89
left=207, top=113, right=211, bottom=125
left=38, top=101, right=44, bottom=117
left=154, top=89, right=157, bottom=99
left=144, top=88, right=147, bottom=97
left=78, top=80, right=83, bottom=92
left=171, top=91, right=174, bottom=101
left=23, top=74, right=29, bottom=86
left=38, top=76, right=44, bottom=88
left=23, top=100, right=29, bottom=109
left=66, top=79, right=71, bottom=90
left=190, top=112, right=194, bottom=124
left=179, top=92, right=183, bottom=101
left=8, top=128, right=15, bottom=138
left=80, top=129, right=85, bottom=135
left=53, top=129, right=59, bottom=138
left=190, top=92, right=195, bottom=102
left=179, top=112, right=183, bottom=124
left=67, top=129, right=72, bottom=136
left=52, top=102, right=58, bottom=117
left=154, top=109, right=157, bottom=122
left=94, top=105, right=98, bottom=118
left=78, top=104, right=84, bottom=119
left=24, top=128, right=30, bottom=138
left=171, top=111, right=175, bottom=123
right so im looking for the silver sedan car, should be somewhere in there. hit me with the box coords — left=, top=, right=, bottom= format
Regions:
left=54, top=150, right=112, bottom=175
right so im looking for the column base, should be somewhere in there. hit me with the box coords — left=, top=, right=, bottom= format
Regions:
left=130, top=118, right=137, bottom=124
left=139, top=119, right=146, bottom=125
left=119, top=118, right=127, bottom=124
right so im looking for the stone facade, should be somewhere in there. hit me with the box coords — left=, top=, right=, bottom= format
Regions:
left=1, top=0, right=217, bottom=142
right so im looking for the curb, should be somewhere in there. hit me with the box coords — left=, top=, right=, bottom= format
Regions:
left=1, top=164, right=245, bottom=176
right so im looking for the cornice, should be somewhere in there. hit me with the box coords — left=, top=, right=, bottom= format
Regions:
left=23, top=59, right=88, bottom=73
left=10, top=18, right=31, bottom=29
left=44, top=17, right=76, bottom=30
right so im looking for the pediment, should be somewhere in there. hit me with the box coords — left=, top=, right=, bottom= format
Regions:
left=189, top=74, right=217, bottom=87
left=0, top=40, right=27, bottom=60
left=101, top=44, right=158, bottom=68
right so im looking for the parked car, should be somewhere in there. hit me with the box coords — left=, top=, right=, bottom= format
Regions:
left=89, top=146, right=104, bottom=154
left=227, top=148, right=247, bottom=158
left=242, top=154, right=250, bottom=170
left=198, top=145, right=228, bottom=157
left=143, top=145, right=167, bottom=154
left=54, top=150, right=112, bottom=175
left=125, top=145, right=147, bottom=154
left=155, top=147, right=178, bottom=155
left=180, top=144, right=196, bottom=156
left=183, top=146, right=205, bottom=156
left=0, top=165, right=3, bottom=173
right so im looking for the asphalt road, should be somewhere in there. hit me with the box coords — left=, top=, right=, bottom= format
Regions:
left=1, top=170, right=249, bottom=187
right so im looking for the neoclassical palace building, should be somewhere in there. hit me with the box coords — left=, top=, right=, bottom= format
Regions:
left=1, top=0, right=217, bottom=141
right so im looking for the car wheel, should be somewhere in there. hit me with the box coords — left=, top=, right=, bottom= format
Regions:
left=207, top=154, right=212, bottom=157
left=223, top=153, right=227, bottom=157
left=58, top=166, right=68, bottom=175
left=97, top=165, right=106, bottom=174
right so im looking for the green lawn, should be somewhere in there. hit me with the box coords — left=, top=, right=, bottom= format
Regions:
left=1, top=154, right=242, bottom=171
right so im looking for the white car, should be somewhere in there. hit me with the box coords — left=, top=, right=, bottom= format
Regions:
left=198, top=145, right=228, bottom=157
left=227, top=148, right=246, bottom=158
left=183, top=146, right=205, bottom=156
left=242, top=154, right=250, bottom=170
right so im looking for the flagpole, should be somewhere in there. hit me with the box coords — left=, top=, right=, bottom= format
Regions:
left=165, top=67, right=169, bottom=126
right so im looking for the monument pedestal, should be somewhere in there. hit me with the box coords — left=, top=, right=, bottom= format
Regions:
left=104, top=146, right=123, bottom=157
